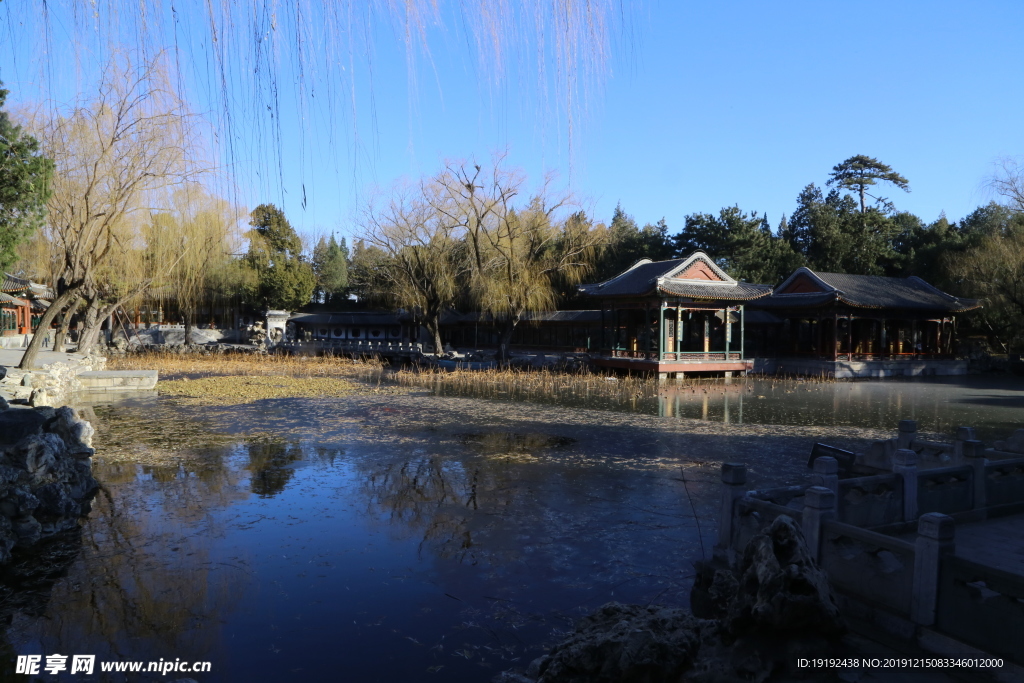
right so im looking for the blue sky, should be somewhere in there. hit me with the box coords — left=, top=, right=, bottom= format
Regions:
left=3, top=1, right=1023, bottom=242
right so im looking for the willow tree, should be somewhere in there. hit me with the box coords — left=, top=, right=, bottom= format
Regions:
left=135, top=186, right=243, bottom=347
left=7, top=1, right=617, bottom=209
left=436, top=159, right=599, bottom=360
left=18, top=56, right=203, bottom=369
left=361, top=180, right=465, bottom=354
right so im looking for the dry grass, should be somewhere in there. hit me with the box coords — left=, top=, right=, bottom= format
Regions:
left=394, top=366, right=683, bottom=403
left=108, top=349, right=384, bottom=381
left=158, top=375, right=374, bottom=405
left=106, top=349, right=395, bottom=404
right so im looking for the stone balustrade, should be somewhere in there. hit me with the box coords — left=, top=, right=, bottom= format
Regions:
left=713, top=420, right=1024, bottom=667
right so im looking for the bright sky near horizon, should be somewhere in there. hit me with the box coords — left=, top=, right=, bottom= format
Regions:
left=2, top=0, right=1023, bottom=242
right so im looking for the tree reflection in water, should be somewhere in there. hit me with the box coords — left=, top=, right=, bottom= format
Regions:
left=5, top=446, right=248, bottom=673
left=243, top=438, right=304, bottom=497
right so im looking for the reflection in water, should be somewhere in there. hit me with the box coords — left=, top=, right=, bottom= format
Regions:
left=428, top=374, right=1024, bottom=441
left=244, top=438, right=304, bottom=497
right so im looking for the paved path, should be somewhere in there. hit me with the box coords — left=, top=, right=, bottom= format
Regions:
left=0, top=348, right=87, bottom=370
left=898, top=511, right=1024, bottom=576
left=948, top=512, right=1024, bottom=575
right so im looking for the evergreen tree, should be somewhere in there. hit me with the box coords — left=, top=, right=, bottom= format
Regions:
left=673, top=206, right=802, bottom=284
left=788, top=184, right=897, bottom=275
left=592, top=204, right=674, bottom=280
left=311, top=235, right=330, bottom=303
left=827, top=155, right=909, bottom=214
left=0, top=84, right=53, bottom=272
left=322, top=235, right=349, bottom=305
left=245, top=203, right=315, bottom=310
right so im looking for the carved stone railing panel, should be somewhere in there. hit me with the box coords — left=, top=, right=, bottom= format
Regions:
left=820, top=519, right=916, bottom=617
left=838, top=474, right=902, bottom=527
left=918, top=465, right=974, bottom=515
left=985, top=459, right=1024, bottom=508
left=936, top=555, right=1024, bottom=664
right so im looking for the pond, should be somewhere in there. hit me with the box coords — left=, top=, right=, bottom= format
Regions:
left=3, top=374, right=1023, bottom=682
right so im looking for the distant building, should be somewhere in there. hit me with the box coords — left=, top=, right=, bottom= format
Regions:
left=746, top=267, right=981, bottom=377
left=286, top=311, right=408, bottom=344
left=1, top=274, right=52, bottom=336
left=439, top=310, right=602, bottom=352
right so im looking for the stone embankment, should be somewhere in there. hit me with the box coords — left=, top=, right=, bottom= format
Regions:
left=0, top=350, right=107, bottom=407
left=0, top=404, right=99, bottom=564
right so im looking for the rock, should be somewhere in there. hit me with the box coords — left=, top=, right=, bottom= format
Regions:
left=0, top=410, right=49, bottom=446
left=11, top=516, right=42, bottom=545
left=0, top=396, right=8, bottom=410
left=492, top=673, right=536, bottom=683
left=8, top=433, right=64, bottom=480
left=0, top=405, right=98, bottom=565
left=723, top=515, right=843, bottom=638
left=29, top=387, right=55, bottom=407
left=0, top=515, right=13, bottom=563
left=46, top=406, right=95, bottom=457
left=530, top=602, right=704, bottom=683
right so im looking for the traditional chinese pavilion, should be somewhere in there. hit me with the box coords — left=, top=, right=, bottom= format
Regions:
left=746, top=267, right=981, bottom=377
left=578, top=252, right=772, bottom=378
left=1, top=273, right=51, bottom=337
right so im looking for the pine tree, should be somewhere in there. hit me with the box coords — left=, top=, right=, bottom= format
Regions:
left=827, top=155, right=909, bottom=214
left=0, top=84, right=53, bottom=272
left=245, top=203, right=315, bottom=310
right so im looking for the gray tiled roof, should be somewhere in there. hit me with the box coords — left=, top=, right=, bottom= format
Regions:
left=579, top=255, right=772, bottom=302
left=658, top=280, right=772, bottom=301
left=1, top=273, right=30, bottom=292
left=0, top=292, right=28, bottom=306
left=758, top=271, right=980, bottom=312
left=2, top=273, right=54, bottom=299
left=579, top=259, right=687, bottom=297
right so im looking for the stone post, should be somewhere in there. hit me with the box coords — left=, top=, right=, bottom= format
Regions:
left=963, top=439, right=986, bottom=510
left=897, top=419, right=918, bottom=450
left=802, top=486, right=836, bottom=563
left=810, top=456, right=840, bottom=500
left=911, top=513, right=955, bottom=626
left=953, top=426, right=977, bottom=458
left=893, top=448, right=919, bottom=522
left=715, top=463, right=747, bottom=565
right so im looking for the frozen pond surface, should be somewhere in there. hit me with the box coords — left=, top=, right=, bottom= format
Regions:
left=3, top=375, right=1023, bottom=681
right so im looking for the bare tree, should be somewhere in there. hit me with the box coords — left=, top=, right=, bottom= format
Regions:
left=18, top=54, right=204, bottom=368
left=435, top=159, right=599, bottom=360
left=361, top=181, right=465, bottom=354
left=990, top=156, right=1024, bottom=212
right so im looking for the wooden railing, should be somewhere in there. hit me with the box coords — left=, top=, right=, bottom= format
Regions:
left=606, top=349, right=743, bottom=362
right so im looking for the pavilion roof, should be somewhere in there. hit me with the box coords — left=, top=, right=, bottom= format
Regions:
left=2, top=273, right=54, bottom=299
left=657, top=280, right=773, bottom=301
left=579, top=252, right=773, bottom=302
left=0, top=292, right=29, bottom=306
left=756, top=268, right=981, bottom=313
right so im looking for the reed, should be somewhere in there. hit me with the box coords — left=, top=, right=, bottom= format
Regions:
left=391, top=366, right=725, bottom=403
